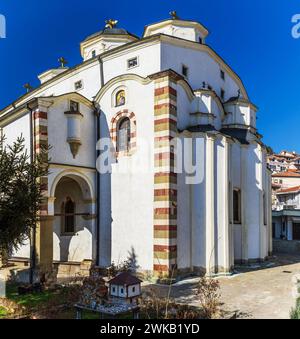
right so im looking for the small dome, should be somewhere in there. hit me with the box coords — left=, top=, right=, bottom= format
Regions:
left=83, top=27, right=139, bottom=42
left=80, top=20, right=139, bottom=61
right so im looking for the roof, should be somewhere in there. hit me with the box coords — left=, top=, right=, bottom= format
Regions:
left=276, top=185, right=300, bottom=194
left=0, top=33, right=250, bottom=116
left=83, top=27, right=139, bottom=42
left=186, top=124, right=216, bottom=133
left=143, top=18, right=210, bottom=38
left=108, top=272, right=142, bottom=286
left=224, top=96, right=258, bottom=110
left=272, top=170, right=300, bottom=178
left=220, top=128, right=249, bottom=145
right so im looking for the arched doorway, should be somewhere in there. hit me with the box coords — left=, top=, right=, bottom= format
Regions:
left=50, top=172, right=96, bottom=264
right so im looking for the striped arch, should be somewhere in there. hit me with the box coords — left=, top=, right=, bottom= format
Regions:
left=110, top=110, right=137, bottom=156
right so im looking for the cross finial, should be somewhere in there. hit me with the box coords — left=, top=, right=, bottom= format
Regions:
left=58, top=56, right=68, bottom=68
left=23, top=83, right=33, bottom=93
left=105, top=19, right=118, bottom=29
left=170, top=11, right=179, bottom=20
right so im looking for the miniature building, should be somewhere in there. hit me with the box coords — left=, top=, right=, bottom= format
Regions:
left=108, top=272, right=142, bottom=304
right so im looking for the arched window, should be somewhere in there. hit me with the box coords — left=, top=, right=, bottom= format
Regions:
left=116, top=90, right=126, bottom=107
left=62, top=197, right=76, bottom=234
left=117, top=118, right=131, bottom=152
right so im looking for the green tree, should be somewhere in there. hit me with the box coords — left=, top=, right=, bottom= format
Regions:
left=0, top=135, right=48, bottom=265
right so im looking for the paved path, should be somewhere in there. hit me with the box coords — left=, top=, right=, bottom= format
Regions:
left=145, top=254, right=300, bottom=319
left=218, top=254, right=300, bottom=319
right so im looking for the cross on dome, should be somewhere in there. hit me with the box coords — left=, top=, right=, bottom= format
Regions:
left=23, top=83, right=33, bottom=93
left=169, top=11, right=179, bottom=20
left=58, top=57, right=68, bottom=68
left=105, top=19, right=118, bottom=29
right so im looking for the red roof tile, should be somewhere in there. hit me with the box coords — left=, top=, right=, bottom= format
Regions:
left=276, top=185, right=300, bottom=194
left=108, top=272, right=142, bottom=286
left=272, top=170, right=300, bottom=178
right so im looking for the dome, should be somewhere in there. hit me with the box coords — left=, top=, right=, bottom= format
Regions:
left=80, top=20, right=139, bottom=61
left=83, top=27, right=139, bottom=42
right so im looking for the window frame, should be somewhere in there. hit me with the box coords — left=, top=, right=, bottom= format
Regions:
left=182, top=64, right=189, bottom=78
left=220, top=69, right=225, bottom=81
left=220, top=88, right=225, bottom=101
left=74, top=80, right=83, bottom=91
left=70, top=100, right=79, bottom=112
left=61, top=197, right=76, bottom=236
left=127, top=57, right=139, bottom=70
left=233, top=189, right=241, bottom=224
left=117, top=117, right=131, bottom=153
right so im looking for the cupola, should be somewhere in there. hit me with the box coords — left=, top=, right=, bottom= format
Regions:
left=38, top=57, right=69, bottom=84
left=80, top=19, right=139, bottom=61
left=143, top=11, right=209, bottom=44
left=223, top=93, right=258, bottom=130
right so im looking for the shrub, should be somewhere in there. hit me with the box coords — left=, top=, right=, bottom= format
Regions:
left=196, top=277, right=221, bottom=319
left=291, top=298, right=300, bottom=319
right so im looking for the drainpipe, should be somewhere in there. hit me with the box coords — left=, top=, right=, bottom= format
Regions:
left=27, top=103, right=36, bottom=284
left=94, top=56, right=104, bottom=267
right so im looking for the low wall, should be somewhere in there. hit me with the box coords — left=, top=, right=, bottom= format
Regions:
left=273, top=239, right=300, bottom=254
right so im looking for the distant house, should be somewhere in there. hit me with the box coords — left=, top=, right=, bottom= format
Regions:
left=108, top=272, right=142, bottom=304
left=273, top=185, right=300, bottom=246
left=268, top=151, right=300, bottom=174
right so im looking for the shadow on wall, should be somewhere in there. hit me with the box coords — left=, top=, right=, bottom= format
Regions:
left=98, top=113, right=114, bottom=267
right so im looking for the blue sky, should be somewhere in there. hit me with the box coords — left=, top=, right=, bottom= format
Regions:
left=0, top=0, right=299, bottom=152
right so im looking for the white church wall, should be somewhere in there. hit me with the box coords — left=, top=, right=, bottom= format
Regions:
left=39, top=62, right=101, bottom=101
left=190, top=136, right=207, bottom=270
left=177, top=133, right=192, bottom=271
left=102, top=42, right=161, bottom=84
left=211, top=100, right=223, bottom=130
left=246, top=143, right=263, bottom=259
left=98, top=80, right=155, bottom=271
left=161, top=42, right=241, bottom=100
left=215, top=137, right=228, bottom=270
left=147, top=24, right=201, bottom=42
left=176, top=85, right=192, bottom=130
left=48, top=100, right=96, bottom=168
left=230, top=143, right=242, bottom=261
left=231, top=143, right=242, bottom=188
left=2, top=113, right=31, bottom=151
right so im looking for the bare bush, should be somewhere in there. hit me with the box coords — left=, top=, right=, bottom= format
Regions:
left=196, top=277, right=221, bottom=319
left=141, top=288, right=201, bottom=319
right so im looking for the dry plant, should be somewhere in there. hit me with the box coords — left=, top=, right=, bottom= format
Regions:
left=196, top=277, right=221, bottom=319
left=141, top=288, right=201, bottom=319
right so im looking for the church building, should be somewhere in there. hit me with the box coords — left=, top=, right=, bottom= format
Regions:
left=0, top=13, right=272, bottom=278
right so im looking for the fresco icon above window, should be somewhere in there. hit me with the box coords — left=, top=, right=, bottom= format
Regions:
left=116, top=90, right=126, bottom=107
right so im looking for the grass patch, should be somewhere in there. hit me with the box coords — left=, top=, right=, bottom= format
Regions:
left=0, top=306, right=8, bottom=318
left=1, top=283, right=81, bottom=319
left=6, top=284, right=54, bottom=309
left=291, top=298, right=300, bottom=319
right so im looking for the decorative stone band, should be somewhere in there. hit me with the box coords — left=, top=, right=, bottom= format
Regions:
left=33, top=110, right=49, bottom=216
left=110, top=110, right=137, bottom=157
left=151, top=70, right=182, bottom=278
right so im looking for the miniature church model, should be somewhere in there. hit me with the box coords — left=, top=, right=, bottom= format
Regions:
left=108, top=272, right=142, bottom=304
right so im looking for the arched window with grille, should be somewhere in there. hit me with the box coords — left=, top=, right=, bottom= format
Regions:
left=117, top=118, right=131, bottom=152
left=62, top=197, right=76, bottom=234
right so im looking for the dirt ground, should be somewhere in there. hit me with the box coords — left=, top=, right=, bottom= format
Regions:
left=146, top=253, right=300, bottom=319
